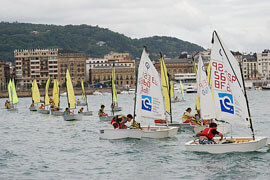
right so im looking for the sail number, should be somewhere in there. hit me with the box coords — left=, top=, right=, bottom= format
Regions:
left=139, top=72, right=158, bottom=93
left=212, top=62, right=236, bottom=92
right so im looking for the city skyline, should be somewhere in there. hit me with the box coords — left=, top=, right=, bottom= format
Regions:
left=1, top=0, right=270, bottom=53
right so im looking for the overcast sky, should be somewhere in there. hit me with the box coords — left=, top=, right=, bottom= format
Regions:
left=1, top=0, right=270, bottom=52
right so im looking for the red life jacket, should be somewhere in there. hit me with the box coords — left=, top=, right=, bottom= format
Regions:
left=111, top=119, right=119, bottom=129
left=200, top=127, right=216, bottom=140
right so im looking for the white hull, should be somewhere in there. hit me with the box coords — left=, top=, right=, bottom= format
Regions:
left=111, top=107, right=122, bottom=112
left=93, top=91, right=102, bottom=95
left=38, top=109, right=50, bottom=114
left=29, top=106, right=37, bottom=111
left=171, top=99, right=183, bottom=103
left=141, top=126, right=178, bottom=138
left=193, top=123, right=229, bottom=134
left=63, top=114, right=82, bottom=121
left=185, top=136, right=267, bottom=154
left=51, top=110, right=64, bottom=116
left=99, top=115, right=114, bottom=121
left=99, top=129, right=142, bottom=139
left=82, top=111, right=93, bottom=116
left=155, top=121, right=193, bottom=131
left=77, top=102, right=87, bottom=106
left=120, top=91, right=129, bottom=94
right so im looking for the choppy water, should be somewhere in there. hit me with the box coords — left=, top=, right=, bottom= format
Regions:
left=0, top=90, right=270, bottom=180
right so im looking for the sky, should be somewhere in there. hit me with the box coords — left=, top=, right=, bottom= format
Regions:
left=1, top=0, right=270, bottom=53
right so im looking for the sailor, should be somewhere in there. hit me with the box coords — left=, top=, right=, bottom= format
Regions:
left=78, top=107, right=84, bottom=114
left=77, top=99, right=80, bottom=105
left=128, top=114, right=141, bottom=129
left=190, top=110, right=201, bottom=126
left=5, top=100, right=11, bottom=109
left=63, top=108, right=71, bottom=115
left=98, top=105, right=108, bottom=117
left=174, top=96, right=179, bottom=101
left=182, top=107, right=193, bottom=123
left=110, top=114, right=133, bottom=129
left=30, top=103, right=35, bottom=108
left=197, top=122, right=223, bottom=144
left=39, top=104, right=44, bottom=109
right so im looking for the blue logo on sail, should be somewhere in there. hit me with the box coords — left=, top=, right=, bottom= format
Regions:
left=218, top=93, right=234, bottom=114
left=142, top=95, right=152, bottom=111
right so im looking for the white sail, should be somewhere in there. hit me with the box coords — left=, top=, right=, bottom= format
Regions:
left=211, top=31, right=249, bottom=127
left=135, top=48, right=166, bottom=124
left=197, top=54, right=216, bottom=119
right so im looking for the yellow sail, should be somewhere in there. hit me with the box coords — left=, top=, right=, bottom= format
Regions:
left=112, top=65, right=117, bottom=105
left=8, top=79, right=12, bottom=102
left=53, top=79, right=59, bottom=107
left=66, top=69, right=76, bottom=109
left=81, top=80, right=85, bottom=100
left=12, top=78, right=19, bottom=104
left=170, top=81, right=174, bottom=99
left=45, top=78, right=50, bottom=105
left=193, top=59, right=200, bottom=110
left=32, top=79, right=40, bottom=103
left=160, top=56, right=170, bottom=114
left=207, top=60, right=215, bottom=101
left=180, top=80, right=184, bottom=100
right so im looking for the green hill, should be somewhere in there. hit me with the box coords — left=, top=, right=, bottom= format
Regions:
left=0, top=22, right=204, bottom=62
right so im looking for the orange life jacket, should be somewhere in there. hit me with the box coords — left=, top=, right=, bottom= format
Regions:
left=200, top=127, right=216, bottom=140
left=111, top=119, right=119, bottom=129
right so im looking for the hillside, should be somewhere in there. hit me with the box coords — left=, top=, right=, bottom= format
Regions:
left=0, top=22, right=204, bottom=62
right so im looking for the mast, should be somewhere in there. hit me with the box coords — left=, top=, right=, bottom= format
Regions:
left=168, top=73, right=173, bottom=123
left=213, top=31, right=255, bottom=139
left=111, top=62, right=115, bottom=116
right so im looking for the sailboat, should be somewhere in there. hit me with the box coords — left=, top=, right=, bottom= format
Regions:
left=38, top=78, right=50, bottom=114
left=7, top=78, right=19, bottom=111
left=29, top=79, right=40, bottom=111
left=111, top=62, right=122, bottom=112
left=62, top=69, right=82, bottom=121
left=76, top=80, right=87, bottom=106
left=99, top=63, right=120, bottom=121
left=99, top=48, right=178, bottom=139
left=80, top=80, right=93, bottom=116
left=185, top=31, right=267, bottom=153
left=133, top=48, right=178, bottom=138
left=50, top=79, right=64, bottom=116
left=170, top=81, right=184, bottom=103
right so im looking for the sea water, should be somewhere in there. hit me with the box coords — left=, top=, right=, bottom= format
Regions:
left=0, top=90, right=270, bottom=180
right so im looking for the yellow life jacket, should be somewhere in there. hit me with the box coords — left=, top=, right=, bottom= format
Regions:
left=130, top=119, right=140, bottom=129
left=182, top=112, right=190, bottom=119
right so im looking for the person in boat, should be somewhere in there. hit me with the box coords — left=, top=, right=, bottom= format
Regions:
left=190, top=110, right=201, bottom=126
left=111, top=114, right=136, bottom=129
left=39, top=104, right=44, bottom=109
left=5, top=100, right=11, bottom=109
left=78, top=107, right=84, bottom=114
left=98, top=105, right=108, bottom=117
left=174, top=96, right=179, bottom=101
left=50, top=102, right=55, bottom=109
left=49, top=98, right=53, bottom=104
left=77, top=99, right=80, bottom=105
left=30, top=103, right=35, bottom=108
left=197, top=122, right=223, bottom=144
left=128, top=114, right=141, bottom=129
left=182, top=107, right=193, bottom=123
left=63, top=108, right=71, bottom=115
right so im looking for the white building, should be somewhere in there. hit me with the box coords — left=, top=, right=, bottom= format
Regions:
left=257, top=49, right=270, bottom=80
left=242, top=53, right=258, bottom=80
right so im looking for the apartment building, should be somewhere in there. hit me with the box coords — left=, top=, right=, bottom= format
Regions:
left=58, top=49, right=86, bottom=86
left=242, top=53, right=258, bottom=80
left=14, top=49, right=58, bottom=87
left=0, top=62, right=10, bottom=89
left=257, top=49, right=270, bottom=80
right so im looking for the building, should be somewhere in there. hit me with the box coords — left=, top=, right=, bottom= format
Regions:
left=58, top=49, right=86, bottom=86
left=257, top=49, right=270, bottom=80
left=88, top=53, right=135, bottom=87
left=0, top=62, right=10, bottom=89
left=14, top=49, right=58, bottom=87
left=242, top=53, right=258, bottom=80
left=14, top=49, right=86, bottom=87
left=154, top=57, right=194, bottom=79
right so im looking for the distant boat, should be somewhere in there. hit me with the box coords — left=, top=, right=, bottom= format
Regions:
left=60, top=92, right=67, bottom=97
left=128, top=88, right=135, bottom=94
left=29, top=79, right=40, bottom=111
left=63, top=69, right=82, bottom=121
left=93, top=91, right=102, bottom=95
left=111, top=62, right=122, bottom=113
left=78, top=80, right=93, bottom=116
left=38, top=78, right=50, bottom=114
left=186, top=85, right=197, bottom=93
left=262, top=84, right=270, bottom=90
left=7, top=79, right=19, bottom=111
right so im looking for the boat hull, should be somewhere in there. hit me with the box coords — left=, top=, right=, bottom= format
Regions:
left=111, top=107, right=122, bottom=112
left=51, top=110, right=64, bottom=116
left=82, top=111, right=93, bottom=116
left=141, top=126, right=179, bottom=138
left=185, top=136, right=267, bottom=154
left=29, top=106, right=37, bottom=111
left=38, top=109, right=50, bottom=114
left=99, top=115, right=114, bottom=121
left=63, top=114, right=82, bottom=121
left=99, top=129, right=142, bottom=140
left=77, top=103, right=87, bottom=106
